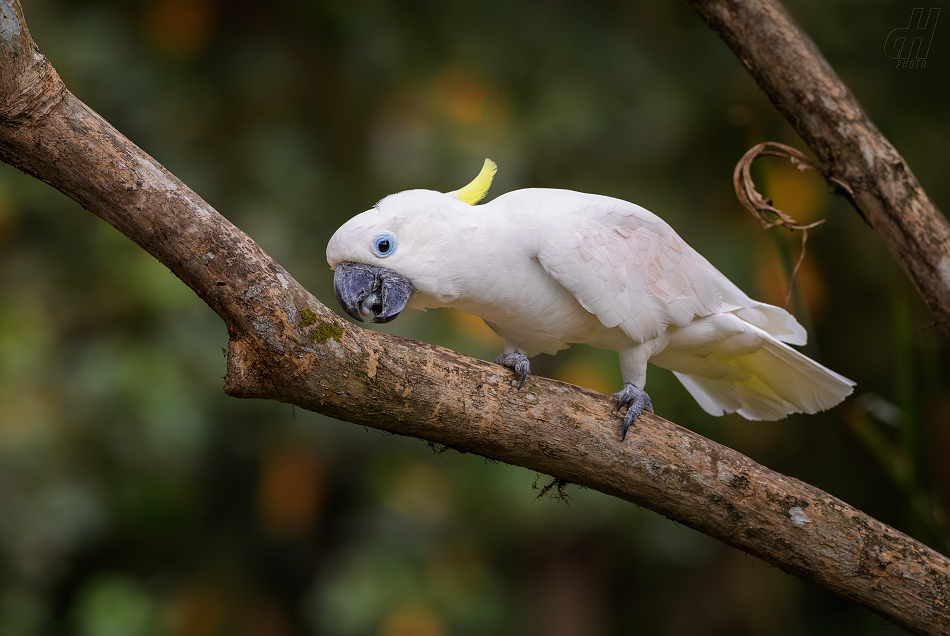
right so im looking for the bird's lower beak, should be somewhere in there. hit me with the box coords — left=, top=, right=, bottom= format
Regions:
left=333, top=261, right=414, bottom=324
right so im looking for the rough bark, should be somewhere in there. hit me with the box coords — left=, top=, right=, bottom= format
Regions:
left=687, top=0, right=950, bottom=338
left=1, top=1, right=947, bottom=634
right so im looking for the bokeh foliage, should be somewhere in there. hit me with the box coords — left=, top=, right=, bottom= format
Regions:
left=0, top=0, right=948, bottom=634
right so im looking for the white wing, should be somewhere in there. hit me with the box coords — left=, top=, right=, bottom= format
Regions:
left=529, top=190, right=804, bottom=345
left=529, top=191, right=722, bottom=343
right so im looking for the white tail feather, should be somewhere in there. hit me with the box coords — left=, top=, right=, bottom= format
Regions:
left=728, top=302, right=807, bottom=346
left=666, top=325, right=853, bottom=420
left=690, top=243, right=808, bottom=346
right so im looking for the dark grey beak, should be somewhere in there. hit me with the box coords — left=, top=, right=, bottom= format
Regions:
left=333, top=261, right=415, bottom=324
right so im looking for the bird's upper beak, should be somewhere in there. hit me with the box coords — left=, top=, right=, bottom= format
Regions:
left=333, top=261, right=415, bottom=324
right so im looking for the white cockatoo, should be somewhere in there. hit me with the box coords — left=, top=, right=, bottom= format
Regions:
left=327, top=159, right=854, bottom=439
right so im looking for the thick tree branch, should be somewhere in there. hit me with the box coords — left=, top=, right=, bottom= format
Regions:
left=0, top=1, right=947, bottom=634
left=687, top=0, right=950, bottom=338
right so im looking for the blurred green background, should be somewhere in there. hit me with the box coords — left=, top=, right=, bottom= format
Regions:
left=1, top=0, right=948, bottom=634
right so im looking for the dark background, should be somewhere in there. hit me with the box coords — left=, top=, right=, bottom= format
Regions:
left=0, top=0, right=948, bottom=634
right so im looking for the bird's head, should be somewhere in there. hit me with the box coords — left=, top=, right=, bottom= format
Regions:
left=326, top=159, right=496, bottom=323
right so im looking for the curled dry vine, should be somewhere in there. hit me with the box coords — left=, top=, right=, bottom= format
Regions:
left=733, top=141, right=854, bottom=308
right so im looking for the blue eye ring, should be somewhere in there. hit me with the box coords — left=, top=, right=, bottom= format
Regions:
left=372, top=231, right=397, bottom=258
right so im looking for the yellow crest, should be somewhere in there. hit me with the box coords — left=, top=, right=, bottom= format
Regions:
left=450, top=158, right=497, bottom=205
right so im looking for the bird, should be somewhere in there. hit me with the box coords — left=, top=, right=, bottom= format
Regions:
left=326, top=159, right=854, bottom=440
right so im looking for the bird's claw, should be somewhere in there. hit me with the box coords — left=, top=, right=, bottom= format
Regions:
left=612, top=382, right=653, bottom=441
left=493, top=352, right=530, bottom=389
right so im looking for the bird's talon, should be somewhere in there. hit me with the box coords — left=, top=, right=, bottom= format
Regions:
left=614, top=382, right=652, bottom=441
left=493, top=352, right=531, bottom=390
left=621, top=419, right=634, bottom=441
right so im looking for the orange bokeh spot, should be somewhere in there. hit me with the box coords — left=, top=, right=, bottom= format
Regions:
left=556, top=357, right=616, bottom=395
left=753, top=239, right=826, bottom=319
left=168, top=582, right=227, bottom=636
left=144, top=0, right=216, bottom=59
left=256, top=448, right=323, bottom=539
left=761, top=158, right=826, bottom=224
left=432, top=68, right=488, bottom=124
left=379, top=604, right=444, bottom=636
left=446, top=308, right=503, bottom=349
left=168, top=581, right=293, bottom=636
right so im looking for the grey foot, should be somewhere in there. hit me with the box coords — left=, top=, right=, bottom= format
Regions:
left=493, top=352, right=530, bottom=390
left=612, top=382, right=653, bottom=441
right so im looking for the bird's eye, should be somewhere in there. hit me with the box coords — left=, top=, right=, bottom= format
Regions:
left=372, top=231, right=397, bottom=258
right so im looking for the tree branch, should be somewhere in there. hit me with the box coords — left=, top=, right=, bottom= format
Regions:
left=686, top=0, right=950, bottom=338
left=0, top=1, right=947, bottom=634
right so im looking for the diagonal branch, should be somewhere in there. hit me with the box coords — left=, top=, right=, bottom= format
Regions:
left=0, top=1, right=947, bottom=634
left=687, top=0, right=950, bottom=338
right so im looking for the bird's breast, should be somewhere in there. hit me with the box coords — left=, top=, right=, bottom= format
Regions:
left=449, top=256, right=618, bottom=356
